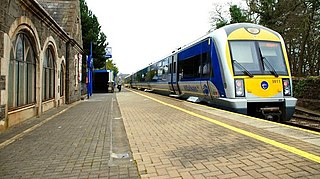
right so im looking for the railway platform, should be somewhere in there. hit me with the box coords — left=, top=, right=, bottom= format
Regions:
left=118, top=89, right=320, bottom=178
left=0, top=93, right=138, bottom=178
left=0, top=88, right=319, bottom=178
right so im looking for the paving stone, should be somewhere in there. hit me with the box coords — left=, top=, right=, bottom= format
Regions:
left=117, top=89, right=320, bottom=178
left=1, top=89, right=320, bottom=178
left=0, top=93, right=138, bottom=178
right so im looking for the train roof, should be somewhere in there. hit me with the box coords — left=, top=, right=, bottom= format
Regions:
left=221, top=23, right=280, bottom=37
left=175, top=23, right=280, bottom=54
left=130, top=23, right=280, bottom=75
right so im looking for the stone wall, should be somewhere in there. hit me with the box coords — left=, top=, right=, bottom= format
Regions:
left=0, top=0, right=83, bottom=131
left=292, top=76, right=320, bottom=111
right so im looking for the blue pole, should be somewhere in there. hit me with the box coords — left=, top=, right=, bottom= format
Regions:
left=89, top=42, right=93, bottom=96
left=89, top=68, right=92, bottom=96
left=87, top=42, right=93, bottom=97
left=87, top=57, right=91, bottom=98
left=87, top=57, right=88, bottom=99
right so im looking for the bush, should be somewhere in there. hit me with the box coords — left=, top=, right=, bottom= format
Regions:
left=293, top=76, right=320, bottom=99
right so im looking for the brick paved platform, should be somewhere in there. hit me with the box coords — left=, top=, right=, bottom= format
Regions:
left=0, top=93, right=138, bottom=178
left=1, top=89, right=320, bottom=178
left=117, top=89, right=320, bottom=178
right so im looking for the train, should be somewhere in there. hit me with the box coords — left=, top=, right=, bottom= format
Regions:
left=125, top=23, right=297, bottom=121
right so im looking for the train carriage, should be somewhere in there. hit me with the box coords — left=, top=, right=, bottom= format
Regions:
left=126, top=23, right=297, bottom=121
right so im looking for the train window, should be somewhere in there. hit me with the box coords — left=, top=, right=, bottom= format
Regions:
left=258, top=42, right=288, bottom=75
left=230, top=40, right=288, bottom=76
left=230, top=41, right=260, bottom=75
left=158, top=61, right=164, bottom=79
left=163, top=59, right=169, bottom=74
left=142, top=73, right=146, bottom=82
left=201, top=52, right=212, bottom=78
left=141, top=73, right=145, bottom=82
left=231, top=42, right=257, bottom=64
left=179, top=54, right=201, bottom=80
left=161, top=59, right=169, bottom=81
left=146, top=64, right=158, bottom=82
left=136, top=72, right=142, bottom=82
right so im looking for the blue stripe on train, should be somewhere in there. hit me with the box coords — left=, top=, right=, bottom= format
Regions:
left=177, top=39, right=226, bottom=98
left=178, top=40, right=210, bottom=60
left=210, top=39, right=226, bottom=98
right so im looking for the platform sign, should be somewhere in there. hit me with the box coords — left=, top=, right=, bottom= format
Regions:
left=105, top=47, right=112, bottom=58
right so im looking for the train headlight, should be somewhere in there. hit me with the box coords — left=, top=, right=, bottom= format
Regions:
left=235, top=79, right=245, bottom=97
left=282, top=78, right=291, bottom=96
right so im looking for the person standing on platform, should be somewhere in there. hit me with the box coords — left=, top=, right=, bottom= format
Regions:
left=117, top=79, right=122, bottom=92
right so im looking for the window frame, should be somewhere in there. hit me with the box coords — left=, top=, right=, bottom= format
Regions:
left=229, top=40, right=288, bottom=76
left=60, top=64, right=64, bottom=97
left=178, top=38, right=212, bottom=81
left=42, top=47, right=56, bottom=101
left=8, top=32, right=36, bottom=110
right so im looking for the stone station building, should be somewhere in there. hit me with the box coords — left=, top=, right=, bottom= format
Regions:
left=0, top=0, right=84, bottom=131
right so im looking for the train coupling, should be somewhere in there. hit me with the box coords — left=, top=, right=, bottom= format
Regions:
left=260, top=107, right=282, bottom=122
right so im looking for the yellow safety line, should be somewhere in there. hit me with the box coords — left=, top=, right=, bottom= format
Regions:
left=128, top=89, right=320, bottom=164
left=192, top=100, right=320, bottom=135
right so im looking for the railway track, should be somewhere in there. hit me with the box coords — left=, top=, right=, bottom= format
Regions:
left=284, top=107, right=320, bottom=132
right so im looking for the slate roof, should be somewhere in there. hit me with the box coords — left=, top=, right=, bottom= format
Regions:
left=37, top=0, right=78, bottom=36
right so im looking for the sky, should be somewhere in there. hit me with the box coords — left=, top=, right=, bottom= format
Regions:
left=85, top=0, right=245, bottom=75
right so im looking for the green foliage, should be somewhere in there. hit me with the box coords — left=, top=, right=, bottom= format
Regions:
left=106, top=59, right=119, bottom=77
left=80, top=0, right=111, bottom=69
left=247, top=0, right=320, bottom=76
left=216, top=20, right=228, bottom=29
left=211, top=0, right=320, bottom=76
left=211, top=4, right=251, bottom=29
left=229, top=5, right=249, bottom=23
left=293, top=79, right=307, bottom=98
left=293, top=76, right=320, bottom=99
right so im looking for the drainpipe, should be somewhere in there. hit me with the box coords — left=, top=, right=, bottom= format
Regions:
left=65, top=41, right=70, bottom=104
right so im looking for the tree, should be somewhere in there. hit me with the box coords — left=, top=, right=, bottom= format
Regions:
left=230, top=5, right=250, bottom=23
left=211, top=0, right=320, bottom=76
left=210, top=3, right=229, bottom=29
left=247, top=0, right=320, bottom=76
left=106, top=59, right=119, bottom=77
left=80, top=0, right=110, bottom=69
left=210, top=3, right=250, bottom=29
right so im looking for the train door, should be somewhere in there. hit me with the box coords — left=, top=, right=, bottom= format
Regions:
left=200, top=38, right=213, bottom=100
left=169, top=54, right=181, bottom=95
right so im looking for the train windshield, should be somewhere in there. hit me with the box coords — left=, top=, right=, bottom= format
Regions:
left=229, top=41, right=288, bottom=76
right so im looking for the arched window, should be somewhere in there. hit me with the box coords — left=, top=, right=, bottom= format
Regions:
left=8, top=33, right=36, bottom=109
left=60, top=63, right=64, bottom=97
left=42, top=47, right=55, bottom=101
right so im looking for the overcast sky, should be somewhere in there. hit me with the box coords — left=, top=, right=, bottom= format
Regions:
left=85, top=0, right=244, bottom=74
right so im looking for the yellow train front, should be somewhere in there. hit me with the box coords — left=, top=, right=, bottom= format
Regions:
left=215, top=23, right=297, bottom=121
